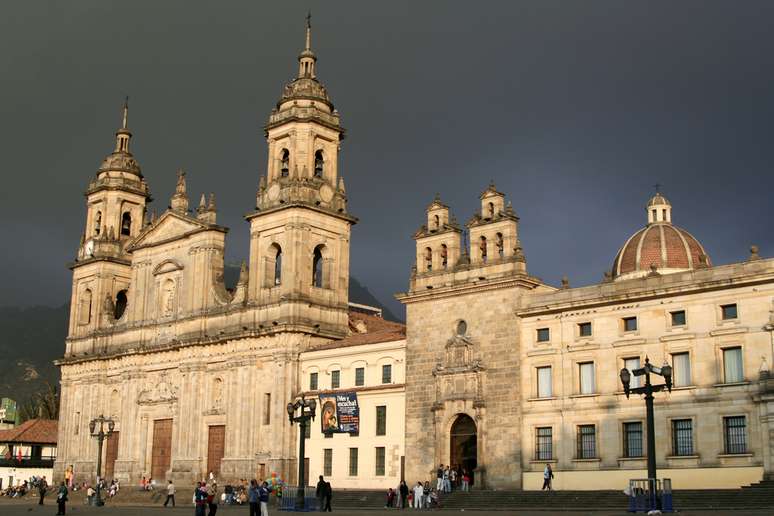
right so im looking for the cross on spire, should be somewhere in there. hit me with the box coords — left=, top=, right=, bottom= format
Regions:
left=653, top=183, right=662, bottom=193
left=122, top=96, right=129, bottom=129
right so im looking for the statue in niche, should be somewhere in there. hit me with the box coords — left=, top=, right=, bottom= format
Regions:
left=162, top=279, right=176, bottom=315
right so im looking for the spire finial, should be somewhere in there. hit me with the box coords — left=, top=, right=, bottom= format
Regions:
left=654, top=182, right=662, bottom=193
left=305, top=11, right=312, bottom=51
left=122, top=96, right=129, bottom=129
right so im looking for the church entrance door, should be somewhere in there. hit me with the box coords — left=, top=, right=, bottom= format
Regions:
left=207, top=425, right=225, bottom=477
left=151, top=419, right=173, bottom=480
left=104, top=431, right=119, bottom=480
left=450, top=414, right=477, bottom=485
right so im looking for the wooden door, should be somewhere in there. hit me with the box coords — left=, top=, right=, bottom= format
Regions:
left=104, top=431, right=120, bottom=480
left=207, top=425, right=226, bottom=477
left=151, top=419, right=173, bottom=480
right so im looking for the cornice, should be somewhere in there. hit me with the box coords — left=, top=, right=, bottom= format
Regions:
left=396, top=274, right=544, bottom=304
left=245, top=201, right=358, bottom=225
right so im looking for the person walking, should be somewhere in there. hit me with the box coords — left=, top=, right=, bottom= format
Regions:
left=38, top=475, right=48, bottom=505
left=207, top=482, right=219, bottom=516
left=322, top=478, right=332, bottom=512
left=164, top=480, right=176, bottom=507
left=248, top=480, right=260, bottom=516
left=423, top=481, right=431, bottom=508
left=542, top=464, right=554, bottom=491
left=461, top=470, right=470, bottom=492
left=55, top=481, right=68, bottom=515
left=316, top=475, right=326, bottom=511
left=412, top=482, right=423, bottom=509
left=442, top=466, right=451, bottom=493
left=398, top=480, right=409, bottom=509
left=258, top=481, right=270, bottom=516
left=194, top=482, right=208, bottom=516
left=435, top=465, right=443, bottom=491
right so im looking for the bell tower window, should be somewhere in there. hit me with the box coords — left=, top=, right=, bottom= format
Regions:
left=94, top=211, right=102, bottom=237
left=314, top=150, right=324, bottom=177
left=271, top=244, right=283, bottom=286
left=496, top=232, right=504, bottom=258
left=488, top=202, right=495, bottom=219
left=121, top=212, right=132, bottom=236
left=434, top=215, right=440, bottom=230
left=441, top=244, right=448, bottom=269
left=114, top=289, right=128, bottom=319
left=280, top=149, right=290, bottom=177
left=79, top=289, right=93, bottom=325
left=313, top=245, right=325, bottom=288
left=479, top=236, right=488, bottom=262
left=424, top=247, right=433, bottom=272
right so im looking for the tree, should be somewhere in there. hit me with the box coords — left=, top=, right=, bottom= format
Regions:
left=19, top=381, right=60, bottom=421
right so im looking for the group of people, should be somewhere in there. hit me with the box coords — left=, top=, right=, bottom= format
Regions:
left=0, top=481, right=28, bottom=498
left=384, top=464, right=476, bottom=510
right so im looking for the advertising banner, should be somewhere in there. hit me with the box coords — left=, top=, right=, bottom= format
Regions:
left=318, top=392, right=359, bottom=434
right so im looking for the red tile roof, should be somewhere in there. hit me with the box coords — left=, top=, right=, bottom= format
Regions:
left=309, top=312, right=406, bottom=351
left=0, top=419, right=58, bottom=445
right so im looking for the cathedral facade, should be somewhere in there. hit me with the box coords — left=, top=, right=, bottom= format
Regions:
left=399, top=189, right=774, bottom=489
left=54, top=21, right=408, bottom=488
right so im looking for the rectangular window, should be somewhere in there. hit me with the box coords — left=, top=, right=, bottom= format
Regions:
left=670, top=310, right=686, bottom=326
left=331, top=370, right=340, bottom=389
left=537, top=328, right=550, bottom=342
left=576, top=425, right=596, bottom=459
left=723, top=416, right=747, bottom=454
left=263, top=393, right=271, bottom=425
left=537, top=366, right=552, bottom=398
left=623, top=422, right=643, bottom=458
left=349, top=448, right=359, bottom=476
left=309, top=372, right=318, bottom=391
left=355, top=367, right=365, bottom=387
left=623, top=316, right=638, bottom=332
left=579, top=362, right=595, bottom=394
left=375, top=447, right=386, bottom=476
left=672, top=419, right=693, bottom=456
left=323, top=448, right=332, bottom=476
left=671, top=352, right=691, bottom=387
left=624, top=357, right=641, bottom=389
left=535, top=427, right=552, bottom=460
left=578, top=322, right=592, bottom=337
left=376, top=406, right=387, bottom=436
left=382, top=364, right=392, bottom=384
left=721, top=303, right=738, bottom=320
left=723, top=347, right=744, bottom=383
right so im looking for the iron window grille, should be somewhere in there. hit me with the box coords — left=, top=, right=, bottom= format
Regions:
left=535, top=427, right=553, bottom=460
left=672, top=419, right=693, bottom=456
left=323, top=448, right=332, bottom=476
left=623, top=422, right=643, bottom=458
left=576, top=425, right=596, bottom=459
left=376, top=406, right=387, bottom=436
left=723, top=416, right=747, bottom=454
left=349, top=448, right=358, bottom=476
left=309, top=372, right=318, bottom=391
left=331, top=370, right=340, bottom=389
left=382, top=364, right=392, bottom=384
left=375, top=447, right=386, bottom=476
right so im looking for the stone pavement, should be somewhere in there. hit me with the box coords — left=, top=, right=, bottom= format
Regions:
left=3, top=501, right=774, bottom=516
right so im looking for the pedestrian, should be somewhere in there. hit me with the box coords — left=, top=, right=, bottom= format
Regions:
left=323, top=478, right=332, bottom=512
left=86, top=485, right=95, bottom=505
left=423, top=481, right=431, bottom=508
left=55, top=481, right=68, bottom=515
left=398, top=480, right=409, bottom=509
left=38, top=475, right=48, bottom=505
left=435, top=465, right=443, bottom=491
left=316, top=475, right=326, bottom=511
left=385, top=487, right=395, bottom=508
left=258, top=481, right=270, bottom=516
left=542, top=463, right=554, bottom=491
left=449, top=467, right=457, bottom=490
left=194, top=482, right=208, bottom=516
left=207, top=481, right=219, bottom=516
left=248, top=479, right=260, bottom=516
left=461, top=470, right=470, bottom=492
left=443, top=466, right=451, bottom=493
left=164, top=480, right=176, bottom=507
left=412, top=481, right=423, bottom=509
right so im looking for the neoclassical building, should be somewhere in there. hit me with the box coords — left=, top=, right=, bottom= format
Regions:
left=54, top=20, right=405, bottom=488
left=398, top=188, right=774, bottom=489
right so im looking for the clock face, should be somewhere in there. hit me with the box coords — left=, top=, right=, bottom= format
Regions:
left=319, top=184, right=334, bottom=203
left=84, top=239, right=94, bottom=257
left=267, top=183, right=280, bottom=201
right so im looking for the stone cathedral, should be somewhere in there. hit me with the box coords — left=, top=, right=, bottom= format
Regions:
left=55, top=20, right=367, bottom=485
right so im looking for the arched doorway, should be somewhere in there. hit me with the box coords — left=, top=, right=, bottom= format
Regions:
left=450, top=414, right=477, bottom=485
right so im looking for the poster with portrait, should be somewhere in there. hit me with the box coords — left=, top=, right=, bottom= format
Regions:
left=319, top=392, right=359, bottom=434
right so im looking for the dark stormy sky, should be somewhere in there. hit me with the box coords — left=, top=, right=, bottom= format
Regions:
left=1, top=1, right=773, bottom=320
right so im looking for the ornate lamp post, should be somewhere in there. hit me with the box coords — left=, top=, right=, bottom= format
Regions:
left=88, top=414, right=115, bottom=507
left=620, top=357, right=672, bottom=508
left=286, top=396, right=316, bottom=511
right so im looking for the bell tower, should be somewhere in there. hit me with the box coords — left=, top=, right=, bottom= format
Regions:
left=68, top=99, right=151, bottom=341
left=246, top=15, right=356, bottom=338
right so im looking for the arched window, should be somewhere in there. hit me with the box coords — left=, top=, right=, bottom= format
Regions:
left=79, top=289, right=93, bottom=325
left=271, top=243, right=282, bottom=286
left=424, top=247, right=433, bottom=271
left=479, top=236, right=488, bottom=262
left=456, top=320, right=467, bottom=336
left=314, top=150, right=324, bottom=177
left=121, top=212, right=132, bottom=236
left=488, top=202, right=495, bottom=219
left=114, top=289, right=128, bottom=319
left=434, top=214, right=440, bottom=230
left=312, top=245, right=325, bottom=288
left=280, top=149, right=290, bottom=177
left=94, top=211, right=102, bottom=237
left=496, top=232, right=504, bottom=258
left=441, top=244, right=448, bottom=268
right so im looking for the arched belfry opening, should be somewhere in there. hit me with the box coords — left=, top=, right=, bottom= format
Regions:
left=121, top=212, right=132, bottom=236
left=114, top=289, right=128, bottom=319
left=312, top=245, right=325, bottom=288
left=314, top=150, right=324, bottom=177
left=280, top=149, right=290, bottom=177
left=450, top=414, right=477, bottom=485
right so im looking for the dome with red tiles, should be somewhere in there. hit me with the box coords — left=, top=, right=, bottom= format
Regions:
left=612, top=193, right=711, bottom=281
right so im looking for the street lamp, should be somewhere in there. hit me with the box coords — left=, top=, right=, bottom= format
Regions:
left=88, top=414, right=115, bottom=507
left=620, top=357, right=672, bottom=508
left=287, top=396, right=316, bottom=511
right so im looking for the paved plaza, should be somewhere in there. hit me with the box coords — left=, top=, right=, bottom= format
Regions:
left=3, top=501, right=774, bottom=516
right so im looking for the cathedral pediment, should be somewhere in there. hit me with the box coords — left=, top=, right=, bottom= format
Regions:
left=126, top=211, right=224, bottom=252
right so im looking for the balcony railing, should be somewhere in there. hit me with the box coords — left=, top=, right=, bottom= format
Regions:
left=0, top=456, right=56, bottom=468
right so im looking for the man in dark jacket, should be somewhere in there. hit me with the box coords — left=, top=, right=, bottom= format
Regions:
left=322, top=480, right=332, bottom=512
left=38, top=476, right=48, bottom=505
left=315, top=476, right=326, bottom=511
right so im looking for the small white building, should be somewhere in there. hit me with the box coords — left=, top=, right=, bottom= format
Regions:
left=300, top=311, right=405, bottom=489
left=0, top=419, right=58, bottom=489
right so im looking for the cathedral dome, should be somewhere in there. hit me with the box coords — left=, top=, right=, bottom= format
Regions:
left=611, top=193, right=710, bottom=281
left=279, top=76, right=332, bottom=108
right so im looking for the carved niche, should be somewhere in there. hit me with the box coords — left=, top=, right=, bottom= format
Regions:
left=137, top=373, right=179, bottom=406
left=432, top=332, right=485, bottom=409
